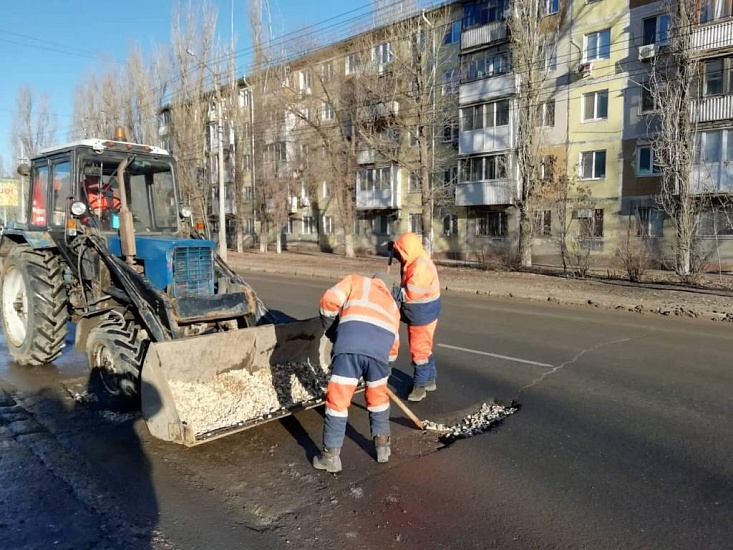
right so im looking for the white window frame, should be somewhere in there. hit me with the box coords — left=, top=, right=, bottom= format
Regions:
left=372, top=214, right=392, bottom=236
left=643, top=14, right=671, bottom=46
left=545, top=0, right=559, bottom=16
left=636, top=145, right=662, bottom=176
left=408, top=213, right=423, bottom=235
left=242, top=186, right=253, bottom=201
left=443, top=214, right=458, bottom=237
left=345, top=53, right=358, bottom=75
left=238, top=89, right=250, bottom=108
left=321, top=61, right=334, bottom=82
left=302, top=216, right=317, bottom=235
left=409, top=126, right=420, bottom=147
left=580, top=150, right=607, bottom=180
left=544, top=44, right=557, bottom=72
left=583, top=28, right=611, bottom=61
left=636, top=206, right=664, bottom=238
left=243, top=217, right=254, bottom=234
left=539, top=100, right=555, bottom=127
left=582, top=90, right=609, bottom=121
left=373, top=42, right=393, bottom=74
left=286, top=218, right=296, bottom=235
left=475, top=211, right=506, bottom=237
left=534, top=209, right=552, bottom=236
left=322, top=181, right=330, bottom=198
left=443, top=122, right=459, bottom=144
left=408, top=172, right=421, bottom=193
left=322, top=215, right=334, bottom=235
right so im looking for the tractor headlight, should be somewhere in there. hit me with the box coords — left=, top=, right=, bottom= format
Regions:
left=70, top=201, right=88, bottom=217
left=180, top=206, right=192, bottom=218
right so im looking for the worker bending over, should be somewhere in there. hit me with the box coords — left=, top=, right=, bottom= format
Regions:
left=313, top=273, right=400, bottom=474
left=391, top=232, right=441, bottom=402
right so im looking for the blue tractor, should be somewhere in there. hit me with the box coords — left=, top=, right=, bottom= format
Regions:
left=0, top=128, right=329, bottom=445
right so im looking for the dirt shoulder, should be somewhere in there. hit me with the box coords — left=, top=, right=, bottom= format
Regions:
left=228, top=251, right=733, bottom=323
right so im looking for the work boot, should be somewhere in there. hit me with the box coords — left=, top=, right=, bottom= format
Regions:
left=374, top=435, right=391, bottom=464
left=408, top=386, right=427, bottom=402
left=425, top=380, right=437, bottom=392
left=312, top=448, right=342, bottom=473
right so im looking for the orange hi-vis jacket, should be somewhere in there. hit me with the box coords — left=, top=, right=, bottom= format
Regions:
left=393, top=232, right=441, bottom=326
left=319, top=275, right=400, bottom=364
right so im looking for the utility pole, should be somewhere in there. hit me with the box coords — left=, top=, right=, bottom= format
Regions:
left=188, top=49, right=228, bottom=261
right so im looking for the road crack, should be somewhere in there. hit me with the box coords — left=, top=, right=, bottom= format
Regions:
left=515, top=330, right=656, bottom=399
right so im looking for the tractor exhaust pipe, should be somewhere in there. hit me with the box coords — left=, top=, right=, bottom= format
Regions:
left=113, top=127, right=136, bottom=265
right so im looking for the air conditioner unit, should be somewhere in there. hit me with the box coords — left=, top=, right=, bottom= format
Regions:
left=577, top=62, right=593, bottom=77
left=638, top=44, right=656, bottom=61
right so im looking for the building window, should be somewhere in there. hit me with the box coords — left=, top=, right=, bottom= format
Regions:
left=636, top=207, right=663, bottom=237
left=698, top=206, right=733, bottom=237
left=443, top=20, right=461, bottom=44
left=286, top=218, right=296, bottom=234
left=463, top=100, right=510, bottom=131
left=534, top=210, right=552, bottom=236
left=409, top=213, right=423, bottom=235
left=373, top=214, right=392, bottom=235
left=462, top=104, right=484, bottom=131
left=641, top=85, right=659, bottom=113
left=461, top=46, right=510, bottom=82
left=704, top=56, right=733, bottom=97
left=583, top=90, right=609, bottom=121
left=584, top=29, right=611, bottom=61
left=297, top=71, right=311, bottom=96
left=443, top=123, right=459, bottom=143
left=358, top=167, right=393, bottom=191
left=322, top=181, right=330, bottom=198
left=345, top=53, right=358, bottom=75
left=443, top=214, right=458, bottom=237
left=243, top=218, right=254, bottom=234
left=637, top=145, right=661, bottom=176
left=322, top=216, right=334, bottom=235
left=545, top=0, right=559, bottom=15
left=409, top=172, right=421, bottom=193
left=238, top=89, right=250, bottom=108
left=701, top=0, right=733, bottom=23
left=321, top=101, right=334, bottom=121
left=409, top=126, right=420, bottom=147
left=643, top=15, right=670, bottom=46
left=373, top=42, right=393, bottom=74
left=444, top=166, right=458, bottom=188
left=460, top=154, right=507, bottom=182
left=544, top=44, right=557, bottom=72
left=538, top=100, right=555, bottom=126
left=463, top=0, right=508, bottom=28
left=476, top=211, right=506, bottom=237
left=243, top=186, right=253, bottom=201
left=541, top=155, right=556, bottom=182
left=321, top=61, right=334, bottom=82
left=442, top=69, right=460, bottom=96
left=580, top=150, right=607, bottom=179
left=302, top=216, right=317, bottom=235
left=576, top=209, right=604, bottom=238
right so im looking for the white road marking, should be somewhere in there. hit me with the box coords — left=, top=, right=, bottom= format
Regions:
left=437, top=343, right=553, bottom=368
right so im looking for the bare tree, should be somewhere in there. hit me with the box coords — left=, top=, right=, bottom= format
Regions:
left=650, top=0, right=704, bottom=281
left=507, top=0, right=556, bottom=268
left=355, top=6, right=458, bottom=253
left=11, top=86, right=57, bottom=161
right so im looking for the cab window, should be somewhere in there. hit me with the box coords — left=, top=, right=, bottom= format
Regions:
left=30, top=165, right=49, bottom=227
left=51, top=161, right=71, bottom=227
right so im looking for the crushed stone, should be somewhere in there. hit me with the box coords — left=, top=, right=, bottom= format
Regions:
left=168, top=360, right=330, bottom=436
left=423, top=402, right=518, bottom=442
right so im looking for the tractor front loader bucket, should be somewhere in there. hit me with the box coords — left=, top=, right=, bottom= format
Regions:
left=141, top=317, right=332, bottom=446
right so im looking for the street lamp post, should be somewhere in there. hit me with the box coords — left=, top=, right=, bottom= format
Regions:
left=187, top=49, right=228, bottom=262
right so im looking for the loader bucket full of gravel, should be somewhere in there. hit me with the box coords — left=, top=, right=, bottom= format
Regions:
left=140, top=317, right=332, bottom=446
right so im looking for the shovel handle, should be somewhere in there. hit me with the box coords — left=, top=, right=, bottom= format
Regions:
left=386, top=386, right=424, bottom=430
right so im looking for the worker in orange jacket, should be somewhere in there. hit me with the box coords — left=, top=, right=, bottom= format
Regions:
left=313, top=272, right=400, bottom=474
left=390, top=232, right=441, bottom=402
left=84, top=176, right=121, bottom=213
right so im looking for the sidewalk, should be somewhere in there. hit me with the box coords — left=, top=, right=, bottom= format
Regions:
left=227, top=250, right=733, bottom=322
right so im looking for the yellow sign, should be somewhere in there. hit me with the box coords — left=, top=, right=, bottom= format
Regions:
left=0, top=179, right=19, bottom=207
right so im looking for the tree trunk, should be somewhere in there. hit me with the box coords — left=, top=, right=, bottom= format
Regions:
left=344, top=233, right=355, bottom=258
left=519, top=204, right=533, bottom=268
left=236, top=222, right=243, bottom=253
left=675, top=218, right=692, bottom=278
left=276, top=230, right=282, bottom=254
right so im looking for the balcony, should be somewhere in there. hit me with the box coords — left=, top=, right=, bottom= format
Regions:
left=358, top=101, right=399, bottom=120
left=210, top=197, right=236, bottom=216
left=459, top=126, right=512, bottom=155
left=692, top=95, right=733, bottom=124
left=691, top=163, right=733, bottom=194
left=461, top=21, right=508, bottom=50
left=357, top=149, right=377, bottom=165
left=356, top=188, right=400, bottom=209
left=455, top=180, right=513, bottom=206
left=356, top=166, right=400, bottom=209
left=459, top=73, right=514, bottom=104
left=692, top=19, right=733, bottom=52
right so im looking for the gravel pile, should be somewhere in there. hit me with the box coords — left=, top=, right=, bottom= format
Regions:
left=168, top=360, right=330, bottom=437
left=423, top=401, right=518, bottom=442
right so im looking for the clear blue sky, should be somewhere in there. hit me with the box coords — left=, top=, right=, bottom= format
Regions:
left=0, top=0, right=376, bottom=171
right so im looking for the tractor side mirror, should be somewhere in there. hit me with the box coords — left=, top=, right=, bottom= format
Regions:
left=17, top=164, right=30, bottom=177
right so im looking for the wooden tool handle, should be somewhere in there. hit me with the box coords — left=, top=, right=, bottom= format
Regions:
left=386, top=386, right=424, bottom=430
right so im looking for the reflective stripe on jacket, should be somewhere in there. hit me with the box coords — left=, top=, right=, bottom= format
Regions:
left=393, top=232, right=441, bottom=326
left=319, top=275, right=400, bottom=364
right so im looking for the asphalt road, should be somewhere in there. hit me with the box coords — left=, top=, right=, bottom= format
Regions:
left=1, top=270, right=732, bottom=549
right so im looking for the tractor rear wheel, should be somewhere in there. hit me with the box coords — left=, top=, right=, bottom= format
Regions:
left=86, top=317, right=148, bottom=411
left=0, top=245, right=69, bottom=366
left=87, top=317, right=148, bottom=411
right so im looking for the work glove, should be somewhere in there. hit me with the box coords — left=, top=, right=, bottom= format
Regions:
left=391, top=284, right=403, bottom=303
left=323, top=317, right=339, bottom=343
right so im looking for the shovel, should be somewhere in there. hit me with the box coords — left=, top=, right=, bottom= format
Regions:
left=385, top=386, right=450, bottom=434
